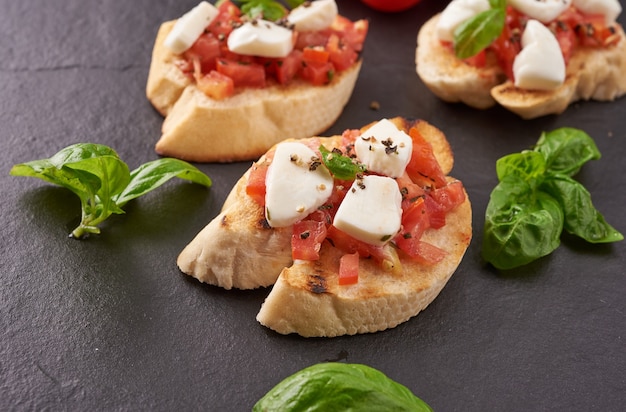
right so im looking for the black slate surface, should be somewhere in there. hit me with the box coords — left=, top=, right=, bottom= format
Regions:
left=2, top=1, right=625, bottom=411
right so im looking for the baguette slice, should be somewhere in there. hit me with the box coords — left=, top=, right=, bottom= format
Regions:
left=177, top=117, right=472, bottom=337
left=416, top=13, right=626, bottom=119
left=147, top=20, right=362, bottom=163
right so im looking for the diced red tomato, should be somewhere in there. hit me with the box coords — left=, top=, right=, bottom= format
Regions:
left=208, top=0, right=242, bottom=38
left=245, top=160, right=270, bottom=206
left=292, top=220, right=327, bottom=261
left=338, top=252, right=359, bottom=285
left=216, top=58, right=266, bottom=88
left=184, top=33, right=221, bottom=73
left=462, top=49, right=486, bottom=68
left=269, top=50, right=303, bottom=85
left=302, top=46, right=330, bottom=64
left=394, top=237, right=447, bottom=265
left=195, top=70, right=234, bottom=100
left=300, top=61, right=335, bottom=85
left=326, top=34, right=359, bottom=71
left=405, top=127, right=448, bottom=189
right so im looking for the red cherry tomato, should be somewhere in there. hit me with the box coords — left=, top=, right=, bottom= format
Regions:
left=360, top=0, right=422, bottom=12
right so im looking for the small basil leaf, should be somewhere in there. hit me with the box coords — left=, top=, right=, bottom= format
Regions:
left=253, top=363, right=433, bottom=412
left=239, top=0, right=288, bottom=20
left=64, top=155, right=130, bottom=199
left=10, top=159, right=98, bottom=202
left=319, top=144, right=366, bottom=181
left=454, top=7, right=505, bottom=59
left=482, top=176, right=563, bottom=270
left=540, top=175, right=623, bottom=243
left=496, top=151, right=546, bottom=183
left=114, top=158, right=212, bottom=207
left=534, top=128, right=601, bottom=176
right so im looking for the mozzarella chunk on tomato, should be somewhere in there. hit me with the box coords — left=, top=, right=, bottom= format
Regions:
left=573, top=0, right=622, bottom=24
left=513, top=19, right=565, bottom=91
left=436, top=0, right=490, bottom=42
left=287, top=0, right=338, bottom=32
left=227, top=19, right=294, bottom=58
left=164, top=1, right=219, bottom=54
left=509, top=0, right=572, bottom=23
left=265, top=142, right=333, bottom=227
left=333, top=176, right=402, bottom=247
left=354, top=118, right=413, bottom=178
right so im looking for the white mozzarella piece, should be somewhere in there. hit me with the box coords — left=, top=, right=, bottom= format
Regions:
left=509, top=0, right=573, bottom=23
left=287, top=0, right=338, bottom=32
left=513, top=19, right=565, bottom=91
left=573, top=0, right=622, bottom=24
left=164, top=2, right=219, bottom=54
left=354, top=119, right=413, bottom=179
left=264, top=142, right=333, bottom=228
left=227, top=19, right=294, bottom=58
left=436, top=0, right=491, bottom=42
left=333, top=176, right=402, bottom=247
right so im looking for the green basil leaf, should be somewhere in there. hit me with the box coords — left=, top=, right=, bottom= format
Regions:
left=285, top=0, right=305, bottom=8
left=540, top=175, right=623, bottom=243
left=239, top=0, right=288, bottom=20
left=534, top=128, right=601, bottom=176
left=319, top=144, right=366, bottom=181
left=482, top=176, right=563, bottom=270
left=489, top=0, right=507, bottom=9
left=10, top=159, right=98, bottom=203
left=453, top=7, right=505, bottom=59
left=253, top=363, right=433, bottom=412
left=11, top=143, right=211, bottom=239
left=114, top=158, right=212, bottom=206
left=496, top=151, right=546, bottom=183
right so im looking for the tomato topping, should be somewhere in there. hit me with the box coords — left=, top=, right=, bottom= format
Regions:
left=300, top=61, right=335, bottom=85
left=244, top=121, right=466, bottom=282
left=195, top=70, right=234, bottom=100
left=302, top=46, right=330, bottom=64
left=216, top=58, right=266, bottom=88
left=461, top=5, right=620, bottom=81
left=175, top=2, right=367, bottom=99
left=246, top=160, right=270, bottom=206
left=405, top=127, right=448, bottom=189
left=184, top=33, right=221, bottom=73
left=292, top=220, right=327, bottom=261
left=338, top=252, right=359, bottom=285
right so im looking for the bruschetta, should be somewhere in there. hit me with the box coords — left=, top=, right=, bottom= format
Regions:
left=146, top=0, right=368, bottom=162
left=177, top=117, right=472, bottom=337
left=416, top=0, right=626, bottom=119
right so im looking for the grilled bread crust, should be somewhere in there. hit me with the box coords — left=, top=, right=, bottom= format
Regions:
left=177, top=117, right=472, bottom=337
left=416, top=13, right=626, bottom=119
left=147, top=20, right=361, bottom=163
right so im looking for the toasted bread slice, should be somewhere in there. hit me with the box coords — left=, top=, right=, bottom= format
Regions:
left=177, top=117, right=472, bottom=337
left=416, top=13, right=626, bottom=119
left=147, top=20, right=362, bottom=163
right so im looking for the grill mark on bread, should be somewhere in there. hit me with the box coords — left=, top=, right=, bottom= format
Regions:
left=306, top=274, right=328, bottom=294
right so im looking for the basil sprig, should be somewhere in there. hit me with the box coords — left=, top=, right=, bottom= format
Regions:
left=482, top=128, right=623, bottom=270
left=453, top=0, right=506, bottom=59
left=253, top=363, right=433, bottom=412
left=223, top=0, right=305, bottom=21
left=10, top=143, right=212, bottom=239
left=319, top=144, right=366, bottom=181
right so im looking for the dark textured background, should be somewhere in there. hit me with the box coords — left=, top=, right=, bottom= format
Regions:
left=2, top=1, right=625, bottom=410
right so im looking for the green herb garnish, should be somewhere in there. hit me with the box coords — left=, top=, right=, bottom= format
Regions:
left=319, top=144, right=366, bottom=180
left=10, top=143, right=212, bottom=239
left=253, top=363, right=433, bottom=412
left=482, top=128, right=623, bottom=270
left=222, top=0, right=306, bottom=21
left=453, top=0, right=506, bottom=59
